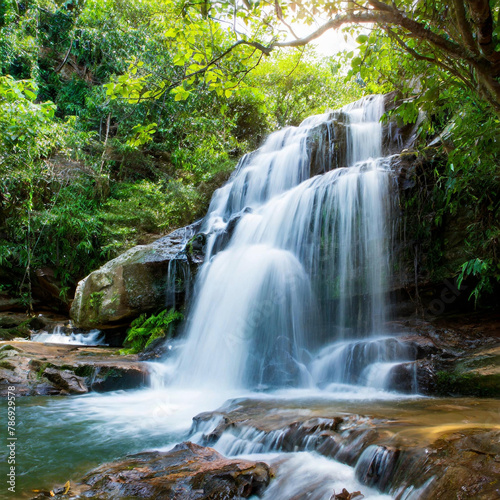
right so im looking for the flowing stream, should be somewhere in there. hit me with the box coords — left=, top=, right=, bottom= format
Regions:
left=3, top=95, right=481, bottom=499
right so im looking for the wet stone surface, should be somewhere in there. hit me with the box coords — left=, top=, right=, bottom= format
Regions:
left=192, top=397, right=500, bottom=499
left=0, top=341, right=148, bottom=396
left=34, top=442, right=271, bottom=499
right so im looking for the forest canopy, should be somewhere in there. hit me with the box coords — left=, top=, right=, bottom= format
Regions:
left=0, top=0, right=499, bottom=310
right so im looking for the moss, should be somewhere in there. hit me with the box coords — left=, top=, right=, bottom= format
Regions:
left=0, top=329, right=16, bottom=341
left=0, top=344, right=20, bottom=352
left=73, top=365, right=96, bottom=378
left=0, top=360, right=14, bottom=370
left=88, top=291, right=105, bottom=317
left=35, top=361, right=56, bottom=380
left=457, top=354, right=500, bottom=371
left=185, top=233, right=206, bottom=257
left=435, top=370, right=500, bottom=398
left=0, top=324, right=31, bottom=340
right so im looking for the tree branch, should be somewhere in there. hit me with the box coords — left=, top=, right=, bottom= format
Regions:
left=386, top=28, right=476, bottom=92
left=273, top=11, right=392, bottom=49
left=55, top=38, right=74, bottom=73
left=466, top=0, right=500, bottom=63
left=451, top=0, right=479, bottom=56
left=274, top=0, right=299, bottom=39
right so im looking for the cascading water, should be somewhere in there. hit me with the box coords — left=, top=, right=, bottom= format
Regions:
left=169, top=94, right=416, bottom=392
left=8, top=96, right=433, bottom=500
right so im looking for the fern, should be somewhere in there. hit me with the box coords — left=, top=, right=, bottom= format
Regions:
left=120, top=309, right=183, bottom=355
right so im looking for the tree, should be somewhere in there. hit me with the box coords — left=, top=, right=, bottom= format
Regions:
left=266, top=0, right=500, bottom=113
left=112, top=0, right=498, bottom=114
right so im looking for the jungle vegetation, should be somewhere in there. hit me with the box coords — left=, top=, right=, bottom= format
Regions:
left=0, top=0, right=499, bottom=310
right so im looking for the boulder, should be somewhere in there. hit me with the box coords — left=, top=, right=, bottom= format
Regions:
left=75, top=441, right=271, bottom=499
left=70, top=222, right=203, bottom=329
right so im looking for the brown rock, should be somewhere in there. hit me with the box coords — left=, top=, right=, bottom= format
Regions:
left=78, top=441, right=271, bottom=499
left=0, top=341, right=148, bottom=396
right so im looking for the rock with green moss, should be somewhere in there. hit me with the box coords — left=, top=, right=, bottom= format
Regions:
left=71, top=223, right=203, bottom=329
left=435, top=346, right=500, bottom=397
left=0, top=341, right=148, bottom=396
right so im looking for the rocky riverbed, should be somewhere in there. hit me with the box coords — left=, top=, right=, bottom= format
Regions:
left=28, top=396, right=500, bottom=499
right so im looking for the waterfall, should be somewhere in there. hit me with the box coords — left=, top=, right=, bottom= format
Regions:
left=169, top=95, right=415, bottom=391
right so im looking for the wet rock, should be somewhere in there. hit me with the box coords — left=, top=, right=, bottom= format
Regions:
left=0, top=312, right=33, bottom=340
left=192, top=397, right=500, bottom=499
left=210, top=208, right=253, bottom=256
left=76, top=441, right=271, bottom=499
left=34, top=267, right=69, bottom=310
left=355, top=445, right=400, bottom=491
left=42, top=367, right=88, bottom=394
left=70, top=222, right=202, bottom=329
left=402, top=429, right=500, bottom=500
left=308, top=116, right=348, bottom=177
left=138, top=336, right=170, bottom=361
left=332, top=488, right=364, bottom=500
left=382, top=315, right=500, bottom=397
left=0, top=292, right=23, bottom=312
left=0, top=341, right=148, bottom=396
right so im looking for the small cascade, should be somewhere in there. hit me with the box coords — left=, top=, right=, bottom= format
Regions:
left=31, top=325, right=106, bottom=346
left=311, top=337, right=418, bottom=390
left=187, top=408, right=434, bottom=498
left=258, top=453, right=392, bottom=500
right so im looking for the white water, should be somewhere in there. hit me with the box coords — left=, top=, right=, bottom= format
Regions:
left=31, top=325, right=106, bottom=345
left=13, top=96, right=427, bottom=499
left=167, top=94, right=415, bottom=392
left=255, top=452, right=392, bottom=500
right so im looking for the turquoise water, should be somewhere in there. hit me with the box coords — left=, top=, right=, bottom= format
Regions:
left=0, top=387, right=230, bottom=498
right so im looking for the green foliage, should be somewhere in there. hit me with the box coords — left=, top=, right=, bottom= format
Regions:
left=457, top=258, right=497, bottom=305
left=120, top=308, right=183, bottom=355
left=248, top=49, right=363, bottom=129
left=348, top=23, right=500, bottom=306
left=0, top=76, right=58, bottom=158
left=1, top=0, right=499, bottom=314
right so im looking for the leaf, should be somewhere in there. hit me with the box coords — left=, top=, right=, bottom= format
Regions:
left=356, top=34, right=368, bottom=44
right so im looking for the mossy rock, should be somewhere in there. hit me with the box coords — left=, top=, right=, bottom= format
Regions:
left=0, top=329, right=17, bottom=341
left=70, top=223, right=202, bottom=329
left=0, top=344, right=21, bottom=353
left=435, top=370, right=500, bottom=398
